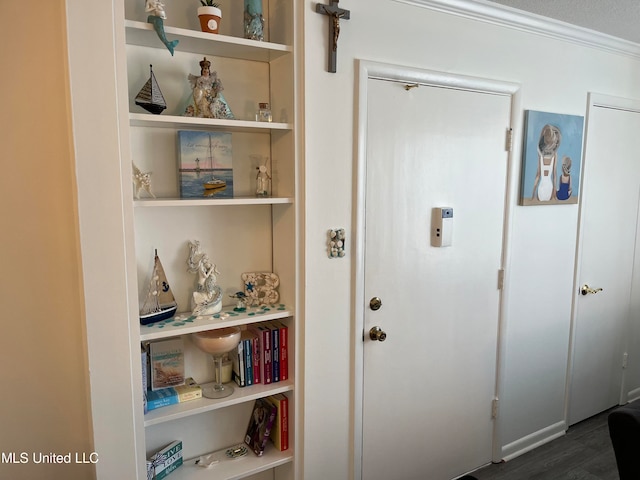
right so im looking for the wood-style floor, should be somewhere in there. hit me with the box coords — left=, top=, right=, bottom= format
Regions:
left=471, top=408, right=619, bottom=480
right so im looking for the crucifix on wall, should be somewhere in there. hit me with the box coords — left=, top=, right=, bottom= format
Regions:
left=315, top=0, right=350, bottom=73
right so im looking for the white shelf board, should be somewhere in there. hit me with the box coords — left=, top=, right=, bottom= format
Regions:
left=168, top=448, right=293, bottom=480
left=140, top=306, right=293, bottom=342
left=134, top=197, right=294, bottom=207
left=130, top=113, right=292, bottom=132
left=144, top=380, right=294, bottom=427
left=125, top=20, right=292, bottom=62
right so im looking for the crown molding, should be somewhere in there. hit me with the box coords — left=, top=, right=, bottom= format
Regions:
left=394, top=0, right=640, bottom=58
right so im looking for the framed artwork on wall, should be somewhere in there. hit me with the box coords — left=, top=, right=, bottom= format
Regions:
left=520, top=110, right=584, bottom=206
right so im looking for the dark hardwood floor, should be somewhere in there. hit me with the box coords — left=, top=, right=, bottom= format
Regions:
left=471, top=408, right=619, bottom=480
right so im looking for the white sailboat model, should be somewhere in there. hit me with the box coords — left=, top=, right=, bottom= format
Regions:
left=140, top=250, right=178, bottom=325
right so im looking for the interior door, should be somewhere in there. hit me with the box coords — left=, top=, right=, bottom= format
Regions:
left=569, top=99, right=640, bottom=425
left=361, top=77, right=511, bottom=480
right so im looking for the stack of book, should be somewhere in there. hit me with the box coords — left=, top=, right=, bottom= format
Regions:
left=146, top=377, right=202, bottom=412
left=265, top=393, right=289, bottom=451
left=232, top=321, right=289, bottom=388
left=244, top=394, right=289, bottom=456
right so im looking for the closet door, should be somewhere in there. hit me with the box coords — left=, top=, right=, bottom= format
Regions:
left=569, top=94, right=640, bottom=425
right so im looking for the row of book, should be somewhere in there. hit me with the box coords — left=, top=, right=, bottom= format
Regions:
left=245, top=394, right=289, bottom=454
left=233, top=321, right=289, bottom=388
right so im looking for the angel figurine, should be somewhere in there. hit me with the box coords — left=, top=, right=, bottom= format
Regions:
left=184, top=57, right=234, bottom=119
left=256, top=163, right=271, bottom=197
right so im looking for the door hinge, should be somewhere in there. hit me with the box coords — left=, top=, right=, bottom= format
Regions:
left=623, top=352, right=629, bottom=369
left=492, top=398, right=499, bottom=419
left=498, top=269, right=505, bottom=290
left=505, top=128, right=513, bottom=152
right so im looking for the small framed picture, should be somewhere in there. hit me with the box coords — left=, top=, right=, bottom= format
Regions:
left=520, top=110, right=584, bottom=206
left=177, top=130, right=234, bottom=199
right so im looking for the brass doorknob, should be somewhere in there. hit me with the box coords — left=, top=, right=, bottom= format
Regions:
left=369, top=326, right=387, bottom=342
left=581, top=284, right=603, bottom=296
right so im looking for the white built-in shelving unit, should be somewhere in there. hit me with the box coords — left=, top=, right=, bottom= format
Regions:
left=117, top=1, right=300, bottom=478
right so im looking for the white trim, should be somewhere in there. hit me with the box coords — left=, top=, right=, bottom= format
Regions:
left=393, top=0, right=640, bottom=58
left=500, top=421, right=566, bottom=461
left=491, top=86, right=523, bottom=463
left=353, top=59, right=520, bottom=478
left=590, top=93, right=640, bottom=113
left=627, top=386, right=640, bottom=404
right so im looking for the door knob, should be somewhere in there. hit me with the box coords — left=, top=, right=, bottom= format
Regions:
left=369, top=297, right=382, bottom=311
left=369, top=326, right=387, bottom=342
left=581, top=284, right=603, bottom=296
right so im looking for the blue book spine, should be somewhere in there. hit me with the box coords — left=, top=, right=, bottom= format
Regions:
left=244, top=338, right=253, bottom=386
left=146, top=388, right=179, bottom=411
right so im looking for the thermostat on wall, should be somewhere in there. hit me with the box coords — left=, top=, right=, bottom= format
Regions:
left=431, top=207, right=453, bottom=247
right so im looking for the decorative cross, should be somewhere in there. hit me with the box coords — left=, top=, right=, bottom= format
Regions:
left=315, top=0, right=350, bottom=73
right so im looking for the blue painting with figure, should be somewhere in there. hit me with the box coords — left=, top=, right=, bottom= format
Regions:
left=178, top=130, right=233, bottom=199
left=520, top=110, right=584, bottom=206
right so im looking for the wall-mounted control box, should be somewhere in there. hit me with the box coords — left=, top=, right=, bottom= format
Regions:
left=431, top=207, right=453, bottom=247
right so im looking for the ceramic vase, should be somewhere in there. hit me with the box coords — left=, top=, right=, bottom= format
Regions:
left=243, top=0, right=264, bottom=41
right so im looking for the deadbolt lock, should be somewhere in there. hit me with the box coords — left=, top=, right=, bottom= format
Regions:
left=369, top=297, right=382, bottom=311
left=369, top=326, right=387, bottom=342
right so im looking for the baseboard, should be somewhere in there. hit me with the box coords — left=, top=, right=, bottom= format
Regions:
left=500, top=421, right=566, bottom=461
left=627, top=387, right=640, bottom=403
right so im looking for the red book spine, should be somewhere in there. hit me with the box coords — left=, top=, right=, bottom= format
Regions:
left=252, top=331, right=261, bottom=384
left=280, top=394, right=289, bottom=451
left=276, top=321, right=288, bottom=382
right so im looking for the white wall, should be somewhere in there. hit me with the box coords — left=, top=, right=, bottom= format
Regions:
left=303, top=1, right=640, bottom=478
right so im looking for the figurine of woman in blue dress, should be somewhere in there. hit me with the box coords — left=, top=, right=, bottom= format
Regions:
left=556, top=155, right=572, bottom=201
left=184, top=57, right=234, bottom=119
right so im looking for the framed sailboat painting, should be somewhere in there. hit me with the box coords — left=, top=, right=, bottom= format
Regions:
left=177, top=130, right=234, bottom=199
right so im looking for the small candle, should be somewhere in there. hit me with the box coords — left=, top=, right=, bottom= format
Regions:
left=220, top=358, right=233, bottom=384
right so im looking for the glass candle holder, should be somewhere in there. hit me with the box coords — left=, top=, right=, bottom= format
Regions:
left=256, top=102, right=272, bottom=123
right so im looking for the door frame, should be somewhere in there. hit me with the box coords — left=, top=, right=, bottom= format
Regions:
left=565, top=93, right=640, bottom=424
left=353, top=60, right=521, bottom=479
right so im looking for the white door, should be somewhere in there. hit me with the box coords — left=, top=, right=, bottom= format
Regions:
left=569, top=96, right=640, bottom=425
left=360, top=74, right=512, bottom=480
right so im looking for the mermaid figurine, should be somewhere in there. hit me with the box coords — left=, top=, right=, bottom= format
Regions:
left=146, top=0, right=179, bottom=56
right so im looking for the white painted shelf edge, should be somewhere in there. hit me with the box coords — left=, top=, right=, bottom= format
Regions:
left=130, top=113, right=292, bottom=131
left=124, top=20, right=292, bottom=62
left=140, top=306, right=293, bottom=342
left=144, top=380, right=294, bottom=427
left=168, top=448, right=293, bottom=480
left=134, top=197, right=294, bottom=207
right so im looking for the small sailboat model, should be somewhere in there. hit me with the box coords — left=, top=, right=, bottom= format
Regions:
left=135, top=65, right=167, bottom=115
left=140, top=250, right=178, bottom=325
left=203, top=133, right=226, bottom=193
left=204, top=177, right=226, bottom=191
